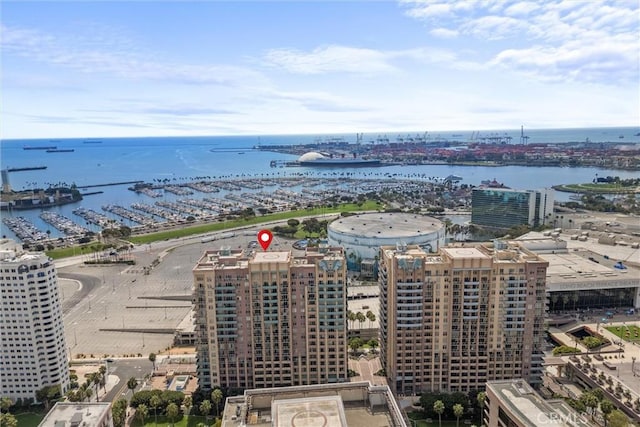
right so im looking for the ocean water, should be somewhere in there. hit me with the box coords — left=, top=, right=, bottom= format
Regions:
left=1, top=127, right=639, bottom=240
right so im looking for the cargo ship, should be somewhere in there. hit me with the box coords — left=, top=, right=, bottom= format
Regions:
left=46, top=149, right=75, bottom=153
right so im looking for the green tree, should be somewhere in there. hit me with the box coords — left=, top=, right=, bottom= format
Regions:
left=200, top=399, right=212, bottom=424
left=591, top=388, right=605, bottom=402
left=347, top=311, right=357, bottom=329
left=36, top=384, right=61, bottom=410
left=434, top=400, right=445, bottom=427
left=368, top=338, right=379, bottom=353
left=150, top=394, right=162, bottom=426
left=149, top=353, right=157, bottom=371
left=287, top=218, right=300, bottom=228
left=166, top=402, right=179, bottom=426
left=453, top=403, right=464, bottom=427
left=212, top=388, right=224, bottom=418
left=607, top=409, right=629, bottom=427
left=348, top=337, right=363, bottom=355
left=136, top=404, right=149, bottom=427
left=580, top=391, right=599, bottom=420
left=356, top=312, right=366, bottom=329
left=91, top=372, right=102, bottom=401
left=600, top=400, right=615, bottom=427
left=365, top=310, right=376, bottom=328
left=183, top=395, right=193, bottom=415
left=0, top=413, right=18, bottom=427
left=476, top=391, right=486, bottom=422
left=111, top=398, right=128, bottom=427
left=127, top=377, right=139, bottom=400
left=0, top=397, right=13, bottom=413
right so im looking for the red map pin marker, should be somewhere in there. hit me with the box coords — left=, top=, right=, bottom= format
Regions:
left=257, top=230, right=273, bottom=251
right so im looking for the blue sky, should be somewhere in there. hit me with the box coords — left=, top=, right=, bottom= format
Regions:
left=1, top=0, right=638, bottom=138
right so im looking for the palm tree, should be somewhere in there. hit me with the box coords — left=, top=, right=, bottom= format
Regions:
left=136, top=404, right=149, bottom=427
left=183, top=395, right=193, bottom=416
left=212, top=388, right=223, bottom=418
left=476, top=391, right=486, bottom=423
left=347, top=311, right=357, bottom=329
left=453, top=403, right=464, bottom=427
left=434, top=400, right=445, bottom=427
left=166, top=402, right=179, bottom=426
left=200, top=400, right=212, bottom=424
left=150, top=395, right=162, bottom=426
left=99, top=365, right=107, bottom=392
left=91, top=372, right=101, bottom=401
left=127, top=377, right=138, bottom=400
left=356, top=312, right=366, bottom=329
left=365, top=310, right=376, bottom=328
left=149, top=353, right=157, bottom=371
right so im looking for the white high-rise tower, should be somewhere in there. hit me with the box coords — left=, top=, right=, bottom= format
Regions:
left=0, top=239, right=70, bottom=403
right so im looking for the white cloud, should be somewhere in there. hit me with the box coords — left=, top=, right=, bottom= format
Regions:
left=430, top=27, right=459, bottom=38
left=399, top=0, right=640, bottom=84
left=460, top=15, right=531, bottom=40
left=262, top=45, right=398, bottom=75
left=0, top=24, right=267, bottom=87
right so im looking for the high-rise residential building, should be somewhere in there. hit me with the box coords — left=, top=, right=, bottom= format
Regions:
left=379, top=241, right=548, bottom=395
left=194, top=245, right=348, bottom=391
left=471, top=188, right=554, bottom=229
left=0, top=239, right=70, bottom=403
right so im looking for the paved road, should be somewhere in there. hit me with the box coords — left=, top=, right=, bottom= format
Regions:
left=102, top=358, right=154, bottom=403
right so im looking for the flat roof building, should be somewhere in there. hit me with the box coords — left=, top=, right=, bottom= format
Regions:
left=472, top=188, right=554, bottom=229
left=38, top=402, right=113, bottom=427
left=379, top=241, right=548, bottom=395
left=513, top=233, right=640, bottom=311
left=221, top=381, right=407, bottom=427
left=484, top=379, right=593, bottom=427
left=194, top=245, right=348, bottom=390
left=0, top=239, right=70, bottom=403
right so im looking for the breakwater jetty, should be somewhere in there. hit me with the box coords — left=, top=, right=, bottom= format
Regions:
left=6, top=166, right=48, bottom=172
left=78, top=180, right=144, bottom=189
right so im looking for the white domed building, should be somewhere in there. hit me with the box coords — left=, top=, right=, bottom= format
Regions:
left=328, top=212, right=446, bottom=272
left=298, top=152, right=327, bottom=162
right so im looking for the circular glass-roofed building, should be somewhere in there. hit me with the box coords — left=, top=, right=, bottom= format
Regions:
left=328, top=212, right=446, bottom=270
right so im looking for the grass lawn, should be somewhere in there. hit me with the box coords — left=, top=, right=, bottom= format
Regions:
left=556, top=183, right=639, bottom=194
left=45, top=200, right=383, bottom=257
left=606, top=325, right=640, bottom=342
left=15, top=411, right=46, bottom=427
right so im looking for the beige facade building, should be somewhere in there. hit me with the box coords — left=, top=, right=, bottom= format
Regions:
left=379, top=241, right=548, bottom=395
left=484, top=380, right=592, bottom=427
left=194, top=246, right=348, bottom=390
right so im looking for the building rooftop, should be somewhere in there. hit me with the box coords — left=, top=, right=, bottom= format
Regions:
left=514, top=233, right=639, bottom=289
left=38, top=402, right=112, bottom=427
left=272, top=395, right=348, bottom=427
left=329, top=213, right=443, bottom=238
left=253, top=251, right=291, bottom=263
left=487, top=380, right=591, bottom=427
left=221, top=381, right=407, bottom=427
left=441, top=247, right=489, bottom=259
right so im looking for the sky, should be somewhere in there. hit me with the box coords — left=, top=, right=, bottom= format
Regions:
left=1, top=0, right=639, bottom=139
